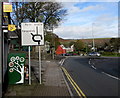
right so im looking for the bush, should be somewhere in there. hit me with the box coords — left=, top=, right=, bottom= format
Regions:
left=102, top=52, right=120, bottom=56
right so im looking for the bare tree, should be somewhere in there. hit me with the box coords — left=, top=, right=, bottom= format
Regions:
left=11, top=2, right=67, bottom=29
left=11, top=2, right=67, bottom=49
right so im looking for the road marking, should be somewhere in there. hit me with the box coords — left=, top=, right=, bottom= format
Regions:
left=62, top=67, right=82, bottom=97
left=61, top=59, right=65, bottom=66
left=91, top=65, right=96, bottom=70
left=61, top=68, right=74, bottom=97
left=88, top=59, right=96, bottom=70
left=46, top=61, right=50, bottom=63
left=59, top=60, right=62, bottom=64
left=88, top=60, right=90, bottom=64
left=89, top=59, right=120, bottom=80
left=59, top=59, right=66, bottom=66
left=102, top=72, right=120, bottom=80
left=61, top=67, right=86, bottom=98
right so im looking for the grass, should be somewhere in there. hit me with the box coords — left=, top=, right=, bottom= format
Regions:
left=102, top=54, right=120, bottom=57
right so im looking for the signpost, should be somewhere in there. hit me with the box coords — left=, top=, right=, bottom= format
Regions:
left=0, top=2, right=2, bottom=98
left=21, top=22, right=44, bottom=85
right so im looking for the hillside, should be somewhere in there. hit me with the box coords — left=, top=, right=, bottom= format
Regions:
left=59, top=38, right=111, bottom=46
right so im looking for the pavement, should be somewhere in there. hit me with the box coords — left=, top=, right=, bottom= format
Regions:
left=4, top=59, right=70, bottom=97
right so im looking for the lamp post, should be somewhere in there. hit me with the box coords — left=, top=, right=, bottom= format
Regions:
left=51, top=27, right=55, bottom=60
left=92, top=23, right=95, bottom=51
left=47, top=27, right=55, bottom=59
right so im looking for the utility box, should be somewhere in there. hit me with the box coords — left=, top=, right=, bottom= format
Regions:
left=8, top=53, right=26, bottom=84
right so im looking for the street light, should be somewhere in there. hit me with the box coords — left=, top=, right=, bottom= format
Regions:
left=46, top=27, right=55, bottom=59
left=92, top=23, right=95, bottom=51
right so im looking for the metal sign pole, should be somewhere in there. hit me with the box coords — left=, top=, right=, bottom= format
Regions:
left=28, top=46, right=31, bottom=85
left=0, top=2, right=2, bottom=98
left=39, top=46, right=41, bottom=84
left=21, top=23, right=44, bottom=85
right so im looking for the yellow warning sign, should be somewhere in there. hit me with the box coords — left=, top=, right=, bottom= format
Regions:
left=3, top=2, right=12, bottom=12
left=8, top=24, right=16, bottom=31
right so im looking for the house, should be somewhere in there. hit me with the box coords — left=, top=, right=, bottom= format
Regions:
left=55, top=44, right=74, bottom=55
left=55, top=45, right=66, bottom=55
left=65, top=44, right=74, bottom=53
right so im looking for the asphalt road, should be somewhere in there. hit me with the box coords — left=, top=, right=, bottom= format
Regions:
left=63, top=56, right=119, bottom=96
left=89, top=57, right=120, bottom=78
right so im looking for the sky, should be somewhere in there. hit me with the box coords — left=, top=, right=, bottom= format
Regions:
left=54, top=1, right=118, bottom=39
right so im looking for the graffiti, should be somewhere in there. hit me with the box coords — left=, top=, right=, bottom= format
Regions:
left=8, top=54, right=25, bottom=84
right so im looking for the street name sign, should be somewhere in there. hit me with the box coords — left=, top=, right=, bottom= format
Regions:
left=21, top=22, right=44, bottom=46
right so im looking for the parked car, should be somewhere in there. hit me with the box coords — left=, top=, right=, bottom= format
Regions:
left=65, top=53, right=70, bottom=56
left=88, top=52, right=101, bottom=57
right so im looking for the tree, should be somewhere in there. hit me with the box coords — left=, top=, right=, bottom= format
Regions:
left=45, top=32, right=60, bottom=50
left=109, top=38, right=120, bottom=52
left=74, top=40, right=85, bottom=51
left=11, top=2, right=67, bottom=49
left=11, top=2, right=67, bottom=29
left=69, top=41, right=75, bottom=46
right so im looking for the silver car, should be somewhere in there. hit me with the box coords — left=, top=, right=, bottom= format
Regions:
left=88, top=52, right=101, bottom=57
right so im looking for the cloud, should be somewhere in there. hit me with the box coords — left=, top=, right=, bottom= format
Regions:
left=54, top=14, right=118, bottom=39
left=79, top=5, right=103, bottom=12
left=62, top=2, right=105, bottom=26
left=54, top=25, right=93, bottom=39
left=54, top=2, right=118, bottom=39
left=64, top=3, right=104, bottom=15
left=95, top=14, right=118, bottom=23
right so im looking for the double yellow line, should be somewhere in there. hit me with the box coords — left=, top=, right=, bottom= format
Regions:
left=61, top=67, right=86, bottom=98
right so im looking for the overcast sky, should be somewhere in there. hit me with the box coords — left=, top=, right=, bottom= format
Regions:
left=54, top=1, right=118, bottom=39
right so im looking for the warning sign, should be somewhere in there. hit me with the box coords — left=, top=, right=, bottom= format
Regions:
left=8, top=24, right=16, bottom=31
left=3, top=2, right=12, bottom=12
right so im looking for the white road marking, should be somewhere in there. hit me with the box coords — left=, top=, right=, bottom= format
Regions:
left=89, top=59, right=120, bottom=81
left=91, top=65, right=96, bottom=70
left=46, top=61, right=50, bottom=62
left=88, top=60, right=91, bottom=64
left=59, top=60, right=62, bottom=64
left=102, top=72, right=120, bottom=80
left=59, top=59, right=65, bottom=66
left=61, top=59, right=65, bottom=66
left=89, top=59, right=96, bottom=70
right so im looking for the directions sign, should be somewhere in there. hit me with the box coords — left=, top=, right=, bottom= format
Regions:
left=21, top=23, right=44, bottom=46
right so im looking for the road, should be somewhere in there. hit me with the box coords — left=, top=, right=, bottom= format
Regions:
left=89, top=57, right=119, bottom=78
left=62, top=56, right=119, bottom=96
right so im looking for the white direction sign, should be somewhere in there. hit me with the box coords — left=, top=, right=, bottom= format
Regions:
left=21, top=22, right=44, bottom=46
